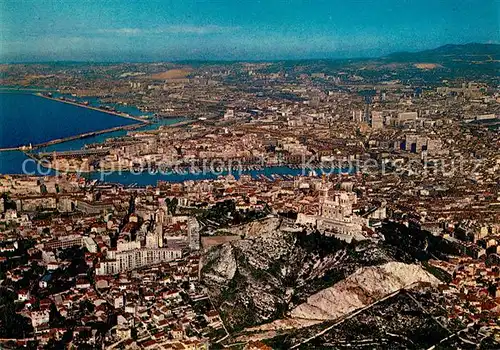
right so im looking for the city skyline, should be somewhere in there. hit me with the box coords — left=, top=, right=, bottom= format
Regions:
left=1, top=0, right=499, bottom=62
left=1, top=1, right=500, bottom=346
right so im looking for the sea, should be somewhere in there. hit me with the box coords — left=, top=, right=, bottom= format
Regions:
left=0, top=92, right=137, bottom=148
left=0, top=91, right=348, bottom=185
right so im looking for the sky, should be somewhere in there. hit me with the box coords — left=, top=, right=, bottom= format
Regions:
left=0, top=0, right=498, bottom=62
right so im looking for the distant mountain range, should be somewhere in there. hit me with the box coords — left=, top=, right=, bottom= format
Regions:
left=385, top=42, right=500, bottom=62
left=2, top=43, right=497, bottom=84
left=245, top=43, right=499, bottom=83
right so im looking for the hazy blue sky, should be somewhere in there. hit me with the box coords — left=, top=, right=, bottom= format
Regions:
left=1, top=0, right=498, bottom=62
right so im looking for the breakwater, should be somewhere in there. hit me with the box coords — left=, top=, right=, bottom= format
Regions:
left=35, top=93, right=149, bottom=123
left=0, top=122, right=145, bottom=152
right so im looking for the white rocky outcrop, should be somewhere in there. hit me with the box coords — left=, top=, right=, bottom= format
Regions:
left=201, top=243, right=237, bottom=284
left=224, top=217, right=282, bottom=238
left=291, top=262, right=439, bottom=321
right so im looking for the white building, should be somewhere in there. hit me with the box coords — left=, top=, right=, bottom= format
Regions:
left=397, top=111, right=418, bottom=124
left=371, top=111, right=383, bottom=129
left=224, top=109, right=235, bottom=119
left=96, top=237, right=182, bottom=276
left=83, top=237, right=98, bottom=253
left=296, top=185, right=367, bottom=237
left=31, top=308, right=50, bottom=328
left=187, top=217, right=200, bottom=251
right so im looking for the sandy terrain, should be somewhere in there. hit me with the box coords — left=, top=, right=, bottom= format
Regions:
left=151, top=68, right=193, bottom=80
left=414, top=63, right=441, bottom=69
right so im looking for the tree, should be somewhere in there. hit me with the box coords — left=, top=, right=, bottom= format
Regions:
left=167, top=197, right=178, bottom=215
left=1, top=192, right=16, bottom=212
left=49, top=303, right=66, bottom=328
left=0, top=301, right=34, bottom=338
left=80, top=299, right=95, bottom=314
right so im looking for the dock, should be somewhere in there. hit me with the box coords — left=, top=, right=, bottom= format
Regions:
left=37, top=148, right=110, bottom=158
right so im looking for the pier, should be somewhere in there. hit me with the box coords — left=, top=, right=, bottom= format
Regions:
left=37, top=148, right=110, bottom=158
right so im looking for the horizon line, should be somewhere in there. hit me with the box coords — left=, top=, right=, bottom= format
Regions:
left=0, top=42, right=498, bottom=65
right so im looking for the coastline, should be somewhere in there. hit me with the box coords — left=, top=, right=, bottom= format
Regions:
left=0, top=91, right=195, bottom=177
left=0, top=92, right=151, bottom=152
left=18, top=117, right=192, bottom=173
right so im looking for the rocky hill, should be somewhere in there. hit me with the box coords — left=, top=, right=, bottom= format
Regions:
left=266, top=284, right=457, bottom=349
left=253, top=43, right=500, bottom=84
left=291, top=262, right=439, bottom=321
left=386, top=43, right=500, bottom=63
left=200, top=219, right=433, bottom=332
